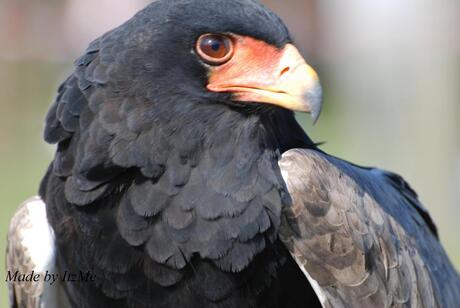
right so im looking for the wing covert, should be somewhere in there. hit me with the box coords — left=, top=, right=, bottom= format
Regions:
left=6, top=197, right=71, bottom=308
left=278, top=149, right=460, bottom=308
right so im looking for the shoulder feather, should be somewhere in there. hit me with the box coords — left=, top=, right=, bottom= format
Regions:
left=6, top=197, right=70, bottom=308
left=278, top=149, right=460, bottom=308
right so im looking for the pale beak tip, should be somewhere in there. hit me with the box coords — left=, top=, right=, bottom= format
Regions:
left=304, top=83, right=323, bottom=124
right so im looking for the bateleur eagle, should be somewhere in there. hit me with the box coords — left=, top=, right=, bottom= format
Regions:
left=6, top=0, right=460, bottom=307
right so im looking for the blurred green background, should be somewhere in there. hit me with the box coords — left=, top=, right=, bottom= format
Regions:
left=1, top=0, right=459, bottom=305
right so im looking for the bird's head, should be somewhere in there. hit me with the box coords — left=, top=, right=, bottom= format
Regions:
left=120, top=0, right=322, bottom=121
left=41, top=0, right=325, bottom=277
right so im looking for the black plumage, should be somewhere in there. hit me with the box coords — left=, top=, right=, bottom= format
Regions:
left=33, top=0, right=460, bottom=307
left=39, top=0, right=320, bottom=307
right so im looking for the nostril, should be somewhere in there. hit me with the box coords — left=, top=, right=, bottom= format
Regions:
left=279, top=67, right=290, bottom=78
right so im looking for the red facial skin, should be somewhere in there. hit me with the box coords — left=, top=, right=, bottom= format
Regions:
left=202, top=34, right=321, bottom=114
left=207, top=35, right=285, bottom=96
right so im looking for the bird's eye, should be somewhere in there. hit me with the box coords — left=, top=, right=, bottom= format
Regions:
left=196, top=34, right=234, bottom=65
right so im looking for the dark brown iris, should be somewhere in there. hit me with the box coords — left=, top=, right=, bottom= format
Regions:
left=196, top=34, right=234, bottom=65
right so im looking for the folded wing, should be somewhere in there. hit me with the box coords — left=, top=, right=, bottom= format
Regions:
left=6, top=197, right=71, bottom=308
left=278, top=149, right=460, bottom=308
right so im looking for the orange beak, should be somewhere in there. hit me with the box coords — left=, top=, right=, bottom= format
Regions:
left=207, top=37, right=323, bottom=121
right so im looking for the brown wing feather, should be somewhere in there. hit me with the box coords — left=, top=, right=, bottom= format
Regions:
left=6, top=197, right=46, bottom=308
left=6, top=197, right=71, bottom=308
left=279, top=149, right=460, bottom=308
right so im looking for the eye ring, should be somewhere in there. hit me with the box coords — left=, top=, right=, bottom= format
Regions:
left=196, top=34, right=234, bottom=65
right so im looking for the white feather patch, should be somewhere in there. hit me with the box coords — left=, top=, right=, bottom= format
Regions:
left=21, top=197, right=56, bottom=273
